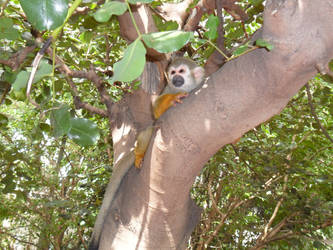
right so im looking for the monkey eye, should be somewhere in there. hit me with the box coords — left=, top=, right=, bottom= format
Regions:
left=179, top=68, right=185, bottom=73
left=171, top=70, right=176, bottom=75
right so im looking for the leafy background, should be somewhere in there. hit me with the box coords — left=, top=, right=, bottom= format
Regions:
left=0, top=0, right=332, bottom=249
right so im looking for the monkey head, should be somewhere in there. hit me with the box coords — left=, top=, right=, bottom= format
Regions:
left=167, top=58, right=205, bottom=93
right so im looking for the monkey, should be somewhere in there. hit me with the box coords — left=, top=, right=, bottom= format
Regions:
left=89, top=58, right=205, bottom=249
left=152, top=57, right=205, bottom=119
left=134, top=57, right=205, bottom=167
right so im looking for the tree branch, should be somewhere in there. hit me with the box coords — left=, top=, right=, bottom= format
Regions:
left=204, top=0, right=231, bottom=75
left=93, top=1, right=333, bottom=248
left=0, top=230, right=39, bottom=247
left=305, top=83, right=333, bottom=143
left=262, top=175, right=288, bottom=239
left=46, top=49, right=111, bottom=118
left=0, top=46, right=36, bottom=71
left=0, top=81, right=11, bottom=105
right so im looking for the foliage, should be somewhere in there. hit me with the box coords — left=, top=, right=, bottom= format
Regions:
left=0, top=0, right=332, bottom=249
left=191, top=77, right=333, bottom=249
left=20, top=0, right=68, bottom=31
left=0, top=101, right=112, bottom=249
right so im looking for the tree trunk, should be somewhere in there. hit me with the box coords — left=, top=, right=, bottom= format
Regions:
left=93, top=0, right=333, bottom=249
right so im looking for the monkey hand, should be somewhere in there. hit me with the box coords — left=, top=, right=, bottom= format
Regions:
left=153, top=92, right=188, bottom=119
left=134, top=127, right=154, bottom=168
left=172, top=92, right=188, bottom=106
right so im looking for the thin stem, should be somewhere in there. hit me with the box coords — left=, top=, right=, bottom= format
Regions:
left=52, top=41, right=56, bottom=100
left=306, top=83, right=333, bottom=143
left=207, top=39, right=229, bottom=60
left=52, top=0, right=83, bottom=40
left=207, top=38, right=259, bottom=62
left=228, top=46, right=258, bottom=61
left=125, top=0, right=142, bottom=38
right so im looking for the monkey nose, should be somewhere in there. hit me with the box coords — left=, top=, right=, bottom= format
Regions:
left=172, top=75, right=184, bottom=87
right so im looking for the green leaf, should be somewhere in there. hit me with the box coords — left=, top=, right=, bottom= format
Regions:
left=39, top=122, right=51, bottom=132
left=50, top=104, right=71, bottom=138
left=12, top=89, right=26, bottom=101
left=33, top=60, right=53, bottom=82
left=93, top=1, right=127, bottom=22
left=12, top=60, right=52, bottom=91
left=255, top=38, right=274, bottom=51
left=142, top=31, right=193, bottom=53
left=79, top=31, right=94, bottom=43
left=233, top=44, right=250, bottom=56
left=45, top=200, right=71, bottom=208
left=204, top=15, right=219, bottom=40
left=19, top=0, right=68, bottom=31
left=328, top=103, right=333, bottom=116
left=54, top=80, right=63, bottom=92
left=1, top=171, right=15, bottom=194
left=0, top=113, right=8, bottom=128
left=132, top=80, right=141, bottom=90
left=68, top=118, right=100, bottom=147
left=12, top=71, right=30, bottom=91
left=111, top=38, right=146, bottom=83
left=0, top=18, right=20, bottom=40
left=249, top=0, right=264, bottom=7
left=152, top=14, right=178, bottom=31
left=313, top=241, right=325, bottom=248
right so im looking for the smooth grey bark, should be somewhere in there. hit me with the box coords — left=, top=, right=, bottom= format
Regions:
left=92, top=0, right=333, bottom=249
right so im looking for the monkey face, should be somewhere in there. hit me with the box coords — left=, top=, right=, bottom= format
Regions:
left=168, top=65, right=190, bottom=89
left=166, top=58, right=205, bottom=93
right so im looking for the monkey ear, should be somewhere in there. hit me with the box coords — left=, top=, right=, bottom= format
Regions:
left=193, top=66, right=205, bottom=83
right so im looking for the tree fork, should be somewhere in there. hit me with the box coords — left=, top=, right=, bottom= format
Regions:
left=92, top=0, right=333, bottom=249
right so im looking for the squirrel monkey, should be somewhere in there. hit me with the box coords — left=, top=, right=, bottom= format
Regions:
left=153, top=58, right=205, bottom=119
left=134, top=58, right=205, bottom=168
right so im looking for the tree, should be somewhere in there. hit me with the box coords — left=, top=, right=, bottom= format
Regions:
left=0, top=0, right=332, bottom=249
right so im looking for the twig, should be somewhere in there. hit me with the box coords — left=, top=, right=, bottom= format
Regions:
left=0, top=230, right=38, bottom=247
left=88, top=66, right=114, bottom=115
left=26, top=37, right=53, bottom=109
left=73, top=96, right=108, bottom=117
left=255, top=154, right=291, bottom=248
left=0, top=0, right=10, bottom=16
left=207, top=177, right=224, bottom=218
left=216, top=0, right=230, bottom=59
left=0, top=46, right=36, bottom=70
left=263, top=189, right=285, bottom=238
left=46, top=49, right=110, bottom=117
left=67, top=76, right=108, bottom=117
left=56, top=136, right=67, bottom=169
left=0, top=81, right=11, bottom=105
left=184, top=1, right=206, bottom=32
left=305, top=146, right=333, bottom=161
left=305, top=83, right=333, bottom=143
left=104, top=34, right=111, bottom=64
left=202, top=198, right=252, bottom=249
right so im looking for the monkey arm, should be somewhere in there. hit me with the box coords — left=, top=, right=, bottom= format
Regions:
left=134, top=90, right=192, bottom=168
left=134, top=92, right=189, bottom=168
left=153, top=92, right=188, bottom=119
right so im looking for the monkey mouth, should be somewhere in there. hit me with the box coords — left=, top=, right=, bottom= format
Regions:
left=172, top=75, right=184, bottom=87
